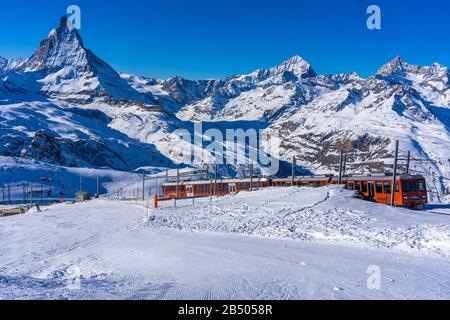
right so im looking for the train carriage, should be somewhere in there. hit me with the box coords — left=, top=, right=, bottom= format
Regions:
left=162, top=178, right=270, bottom=199
left=342, top=174, right=428, bottom=210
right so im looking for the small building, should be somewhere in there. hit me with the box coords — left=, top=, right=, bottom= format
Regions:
left=75, top=191, right=91, bottom=203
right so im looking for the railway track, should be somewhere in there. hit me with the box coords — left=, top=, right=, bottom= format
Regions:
left=426, top=210, right=450, bottom=217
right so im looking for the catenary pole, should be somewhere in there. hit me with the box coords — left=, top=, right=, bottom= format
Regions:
left=391, top=141, right=399, bottom=207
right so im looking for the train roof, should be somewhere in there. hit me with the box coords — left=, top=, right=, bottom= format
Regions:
left=337, top=174, right=425, bottom=181
left=272, top=176, right=332, bottom=182
left=162, top=177, right=269, bottom=187
left=162, top=174, right=425, bottom=187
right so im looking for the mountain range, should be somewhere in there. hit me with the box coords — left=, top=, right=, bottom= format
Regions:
left=1, top=17, right=449, bottom=200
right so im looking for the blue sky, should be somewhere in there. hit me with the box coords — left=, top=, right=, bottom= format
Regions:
left=0, top=0, right=449, bottom=79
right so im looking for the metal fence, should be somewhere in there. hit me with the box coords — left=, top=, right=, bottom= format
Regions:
left=0, top=183, right=74, bottom=206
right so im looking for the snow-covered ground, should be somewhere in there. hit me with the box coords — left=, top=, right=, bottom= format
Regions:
left=152, top=186, right=450, bottom=257
left=0, top=186, right=449, bottom=300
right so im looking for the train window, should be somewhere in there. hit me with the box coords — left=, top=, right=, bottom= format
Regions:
left=355, top=182, right=361, bottom=191
left=401, top=181, right=421, bottom=192
left=375, top=182, right=383, bottom=194
left=383, top=181, right=391, bottom=194
left=239, top=182, right=250, bottom=190
left=362, top=182, right=368, bottom=193
left=419, top=181, right=426, bottom=191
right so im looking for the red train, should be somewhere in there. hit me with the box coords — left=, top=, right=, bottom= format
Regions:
left=162, top=178, right=270, bottom=199
left=161, top=174, right=428, bottom=209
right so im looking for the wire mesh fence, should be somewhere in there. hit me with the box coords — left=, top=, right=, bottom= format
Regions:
left=0, top=183, right=69, bottom=207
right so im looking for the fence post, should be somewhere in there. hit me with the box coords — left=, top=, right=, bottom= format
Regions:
left=96, top=176, right=100, bottom=198
left=7, top=184, right=11, bottom=205
left=142, top=174, right=146, bottom=201
left=154, top=195, right=158, bottom=209
left=391, top=141, right=399, bottom=207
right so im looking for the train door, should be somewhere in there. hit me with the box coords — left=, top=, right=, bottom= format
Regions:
left=367, top=182, right=375, bottom=201
left=186, top=185, right=194, bottom=198
left=229, top=184, right=237, bottom=194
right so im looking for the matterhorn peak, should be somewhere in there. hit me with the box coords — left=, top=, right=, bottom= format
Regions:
left=1, top=16, right=154, bottom=103
left=22, top=16, right=86, bottom=73
left=59, top=16, right=69, bottom=27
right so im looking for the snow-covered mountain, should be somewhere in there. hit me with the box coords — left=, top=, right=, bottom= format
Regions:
left=1, top=17, right=450, bottom=200
left=263, top=57, right=450, bottom=200
left=0, top=17, right=153, bottom=104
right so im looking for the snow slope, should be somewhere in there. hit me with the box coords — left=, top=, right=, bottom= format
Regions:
left=0, top=186, right=449, bottom=300
left=0, top=157, right=151, bottom=200
left=151, top=186, right=450, bottom=257
left=0, top=101, right=175, bottom=171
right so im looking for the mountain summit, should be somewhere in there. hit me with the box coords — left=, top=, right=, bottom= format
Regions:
left=270, top=55, right=317, bottom=80
left=23, top=16, right=87, bottom=72
left=1, top=17, right=153, bottom=103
